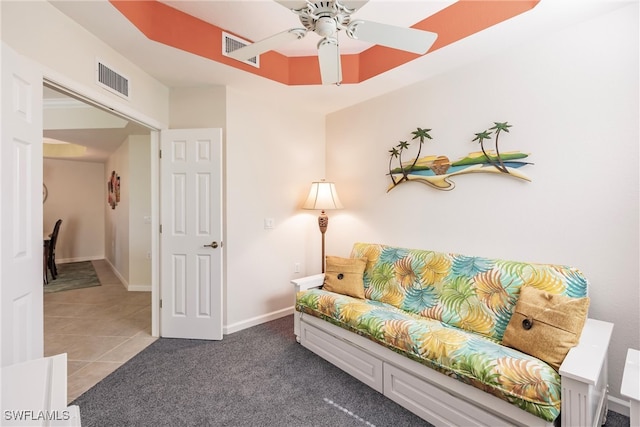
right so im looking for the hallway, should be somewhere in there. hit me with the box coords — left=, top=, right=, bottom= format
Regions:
left=44, top=260, right=156, bottom=403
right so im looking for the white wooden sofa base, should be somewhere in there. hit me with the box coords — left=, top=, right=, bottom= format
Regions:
left=293, top=275, right=613, bottom=427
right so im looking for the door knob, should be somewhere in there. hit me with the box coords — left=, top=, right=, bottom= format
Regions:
left=204, top=241, right=219, bottom=249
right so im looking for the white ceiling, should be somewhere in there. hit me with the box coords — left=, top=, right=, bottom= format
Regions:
left=43, top=85, right=151, bottom=162
left=43, top=0, right=631, bottom=162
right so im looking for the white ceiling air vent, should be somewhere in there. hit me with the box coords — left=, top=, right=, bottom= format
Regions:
left=222, top=32, right=259, bottom=68
left=96, top=60, right=130, bottom=99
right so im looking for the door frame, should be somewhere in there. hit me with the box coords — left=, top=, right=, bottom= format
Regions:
left=42, top=67, right=165, bottom=337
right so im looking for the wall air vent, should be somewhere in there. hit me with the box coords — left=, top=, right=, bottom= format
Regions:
left=96, top=60, right=130, bottom=99
left=222, top=32, right=259, bottom=68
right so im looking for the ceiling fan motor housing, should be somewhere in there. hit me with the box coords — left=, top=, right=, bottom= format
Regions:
left=297, top=0, right=353, bottom=38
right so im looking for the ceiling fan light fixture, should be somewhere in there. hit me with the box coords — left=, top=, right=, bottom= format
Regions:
left=315, top=17, right=337, bottom=38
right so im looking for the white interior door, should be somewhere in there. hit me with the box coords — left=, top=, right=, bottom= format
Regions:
left=0, top=43, right=44, bottom=366
left=160, top=129, right=223, bottom=340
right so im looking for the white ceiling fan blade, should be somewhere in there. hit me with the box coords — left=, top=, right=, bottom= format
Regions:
left=227, top=29, right=306, bottom=61
left=273, top=0, right=308, bottom=10
left=318, top=38, right=342, bottom=85
left=348, top=20, right=438, bottom=55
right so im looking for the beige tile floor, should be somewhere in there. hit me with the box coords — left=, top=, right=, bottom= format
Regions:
left=44, top=260, right=156, bottom=404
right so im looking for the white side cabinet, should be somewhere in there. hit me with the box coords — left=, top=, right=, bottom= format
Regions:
left=1, top=353, right=82, bottom=426
left=621, top=348, right=639, bottom=427
left=291, top=273, right=324, bottom=340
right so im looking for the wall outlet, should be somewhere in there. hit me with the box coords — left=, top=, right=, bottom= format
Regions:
left=294, top=263, right=300, bottom=273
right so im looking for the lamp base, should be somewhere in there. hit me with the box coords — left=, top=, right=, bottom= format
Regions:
left=318, top=210, right=328, bottom=233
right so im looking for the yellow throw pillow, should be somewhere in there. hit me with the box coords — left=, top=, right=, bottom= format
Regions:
left=502, top=286, right=590, bottom=370
left=323, top=256, right=367, bottom=299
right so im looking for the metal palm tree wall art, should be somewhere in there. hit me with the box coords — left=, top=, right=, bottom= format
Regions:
left=387, top=122, right=532, bottom=191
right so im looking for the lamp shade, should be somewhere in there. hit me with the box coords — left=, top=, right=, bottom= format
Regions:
left=302, top=180, right=343, bottom=210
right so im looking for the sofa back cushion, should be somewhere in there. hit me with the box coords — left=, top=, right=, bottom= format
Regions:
left=350, top=243, right=588, bottom=342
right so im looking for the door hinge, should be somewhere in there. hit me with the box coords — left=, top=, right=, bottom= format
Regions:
left=159, top=149, right=162, bottom=159
left=160, top=299, right=163, bottom=309
left=160, top=224, right=163, bottom=233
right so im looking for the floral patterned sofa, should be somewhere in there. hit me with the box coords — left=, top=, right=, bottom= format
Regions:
left=293, top=243, right=614, bottom=427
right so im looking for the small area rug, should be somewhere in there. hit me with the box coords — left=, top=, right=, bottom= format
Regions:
left=44, top=261, right=100, bottom=293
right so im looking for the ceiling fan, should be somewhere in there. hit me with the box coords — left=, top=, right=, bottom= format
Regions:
left=227, top=0, right=438, bottom=85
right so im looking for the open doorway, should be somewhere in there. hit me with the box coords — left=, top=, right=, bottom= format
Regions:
left=42, top=82, right=157, bottom=403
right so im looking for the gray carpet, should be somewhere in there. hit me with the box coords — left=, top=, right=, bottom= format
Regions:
left=44, top=261, right=100, bottom=293
left=72, top=315, right=631, bottom=427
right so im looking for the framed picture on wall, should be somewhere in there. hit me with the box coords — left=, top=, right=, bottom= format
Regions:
left=108, top=171, right=119, bottom=209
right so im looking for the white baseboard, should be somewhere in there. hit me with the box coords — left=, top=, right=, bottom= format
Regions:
left=58, top=256, right=103, bottom=264
left=104, top=258, right=129, bottom=290
left=127, top=284, right=151, bottom=292
left=608, top=395, right=631, bottom=417
left=224, top=306, right=294, bottom=335
left=102, top=259, right=150, bottom=291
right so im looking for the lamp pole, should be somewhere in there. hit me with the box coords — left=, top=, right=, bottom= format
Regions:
left=318, top=210, right=328, bottom=273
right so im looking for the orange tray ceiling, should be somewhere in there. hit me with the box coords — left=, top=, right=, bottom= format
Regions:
left=109, top=0, right=539, bottom=86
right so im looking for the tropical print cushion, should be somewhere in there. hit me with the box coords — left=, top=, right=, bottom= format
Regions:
left=350, top=243, right=588, bottom=342
left=296, top=289, right=562, bottom=422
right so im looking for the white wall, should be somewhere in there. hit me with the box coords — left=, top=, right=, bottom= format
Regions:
left=105, top=142, right=130, bottom=283
left=0, top=1, right=169, bottom=126
left=104, top=135, right=152, bottom=289
left=170, top=86, right=227, bottom=129
left=225, top=88, right=325, bottom=332
left=170, top=86, right=326, bottom=332
left=43, top=159, right=105, bottom=262
left=128, top=135, right=152, bottom=289
left=326, top=4, right=639, bottom=405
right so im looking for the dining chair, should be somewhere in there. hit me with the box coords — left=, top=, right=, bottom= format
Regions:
left=47, top=219, right=62, bottom=280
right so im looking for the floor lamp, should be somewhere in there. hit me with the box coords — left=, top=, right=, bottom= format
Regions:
left=303, top=180, right=343, bottom=273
